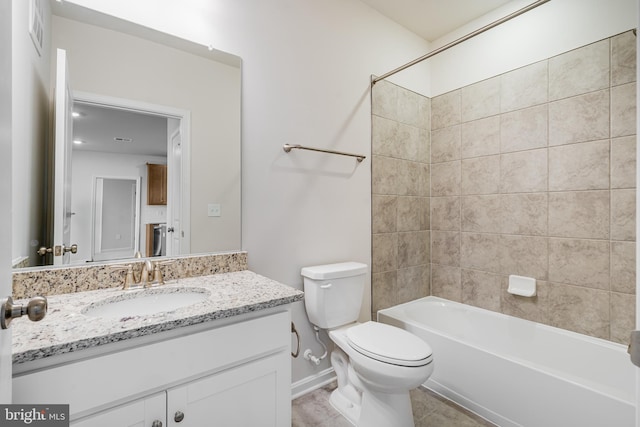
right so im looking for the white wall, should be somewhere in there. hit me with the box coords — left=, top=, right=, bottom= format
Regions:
left=11, top=0, right=51, bottom=266
left=71, top=150, right=166, bottom=263
left=428, top=0, right=638, bottom=96
left=63, top=0, right=431, bottom=386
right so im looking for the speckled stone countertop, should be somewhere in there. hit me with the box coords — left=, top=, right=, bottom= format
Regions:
left=12, top=270, right=304, bottom=365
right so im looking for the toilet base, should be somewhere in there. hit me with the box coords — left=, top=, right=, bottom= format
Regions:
left=331, top=387, right=416, bottom=427
left=329, top=387, right=360, bottom=426
left=357, top=389, right=415, bottom=427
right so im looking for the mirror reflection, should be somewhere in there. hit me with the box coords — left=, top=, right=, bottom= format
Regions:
left=13, top=0, right=242, bottom=269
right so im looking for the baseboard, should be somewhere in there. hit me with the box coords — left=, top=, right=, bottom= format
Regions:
left=291, top=367, right=335, bottom=400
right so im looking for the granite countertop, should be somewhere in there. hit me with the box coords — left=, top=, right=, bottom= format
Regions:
left=12, top=270, right=304, bottom=365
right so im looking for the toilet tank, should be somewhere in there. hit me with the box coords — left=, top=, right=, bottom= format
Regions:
left=301, top=262, right=367, bottom=329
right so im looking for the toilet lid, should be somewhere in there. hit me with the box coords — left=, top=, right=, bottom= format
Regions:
left=346, top=322, right=432, bottom=367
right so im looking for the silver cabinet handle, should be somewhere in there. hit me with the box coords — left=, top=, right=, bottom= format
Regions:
left=0, top=296, right=48, bottom=329
left=174, top=411, right=184, bottom=423
left=151, top=421, right=163, bottom=427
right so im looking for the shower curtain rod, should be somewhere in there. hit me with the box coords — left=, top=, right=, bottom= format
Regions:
left=372, top=0, right=552, bottom=85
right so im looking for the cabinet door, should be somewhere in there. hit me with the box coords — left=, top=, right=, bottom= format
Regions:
left=71, top=392, right=166, bottom=427
left=147, top=164, right=167, bottom=205
left=167, top=353, right=290, bottom=427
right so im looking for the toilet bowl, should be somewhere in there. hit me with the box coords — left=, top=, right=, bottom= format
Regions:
left=329, top=321, right=433, bottom=427
left=302, top=262, right=434, bottom=427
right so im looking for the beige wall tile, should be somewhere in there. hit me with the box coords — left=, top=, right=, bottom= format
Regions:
left=418, top=128, right=430, bottom=164
left=397, top=123, right=423, bottom=161
left=500, top=104, right=548, bottom=153
left=610, top=292, right=635, bottom=344
left=611, top=136, right=637, bottom=189
left=418, top=95, right=431, bottom=131
left=431, top=231, right=460, bottom=267
left=461, top=269, right=501, bottom=312
left=431, top=125, right=460, bottom=163
left=371, top=79, right=398, bottom=120
left=430, top=196, right=460, bottom=231
left=500, top=235, right=548, bottom=280
left=502, top=278, right=549, bottom=323
left=549, top=39, right=610, bottom=101
left=461, top=116, right=500, bottom=158
left=461, top=76, right=500, bottom=122
left=431, top=161, right=460, bottom=196
left=372, top=271, right=397, bottom=312
left=372, top=115, right=399, bottom=157
left=611, top=31, right=637, bottom=86
left=549, top=90, right=610, bottom=146
left=397, top=196, right=427, bottom=232
left=548, top=139, right=610, bottom=191
left=611, top=82, right=636, bottom=138
left=431, top=264, right=461, bottom=302
left=460, top=232, right=500, bottom=273
left=371, top=31, right=635, bottom=347
left=372, top=155, right=399, bottom=195
left=397, top=160, right=422, bottom=196
left=372, top=195, right=396, bottom=233
left=372, top=233, right=398, bottom=273
left=500, top=193, right=548, bottom=236
left=397, top=265, right=429, bottom=304
left=547, top=283, right=610, bottom=339
left=432, top=90, right=461, bottom=130
left=611, top=241, right=636, bottom=294
left=501, top=60, right=548, bottom=113
left=419, top=163, right=430, bottom=197
left=611, top=189, right=636, bottom=241
left=500, top=149, right=548, bottom=193
left=461, top=195, right=501, bottom=233
left=548, top=191, right=609, bottom=239
left=397, top=86, right=421, bottom=127
left=461, top=155, right=500, bottom=195
left=548, top=238, right=610, bottom=290
left=398, top=231, right=429, bottom=268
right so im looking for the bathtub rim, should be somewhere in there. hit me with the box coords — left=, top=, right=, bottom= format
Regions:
left=377, top=296, right=634, bottom=406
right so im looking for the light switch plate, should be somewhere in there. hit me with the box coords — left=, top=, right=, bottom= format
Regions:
left=207, top=203, right=221, bottom=217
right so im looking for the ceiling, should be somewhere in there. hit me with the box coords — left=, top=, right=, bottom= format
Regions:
left=360, top=0, right=517, bottom=41
left=72, top=102, right=168, bottom=157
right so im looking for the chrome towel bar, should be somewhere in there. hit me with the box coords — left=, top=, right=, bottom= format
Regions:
left=283, top=144, right=366, bottom=162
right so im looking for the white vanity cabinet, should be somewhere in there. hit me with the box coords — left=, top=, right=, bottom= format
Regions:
left=13, top=310, right=292, bottom=427
left=71, top=393, right=166, bottom=427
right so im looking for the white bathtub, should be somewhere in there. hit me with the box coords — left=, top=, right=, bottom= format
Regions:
left=378, top=296, right=636, bottom=427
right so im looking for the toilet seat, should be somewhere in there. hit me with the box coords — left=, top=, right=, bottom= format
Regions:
left=346, top=321, right=432, bottom=367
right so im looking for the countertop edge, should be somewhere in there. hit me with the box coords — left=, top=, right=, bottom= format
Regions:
left=12, top=271, right=304, bottom=366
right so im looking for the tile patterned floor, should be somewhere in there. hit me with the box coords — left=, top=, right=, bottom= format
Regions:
left=292, top=382, right=496, bottom=427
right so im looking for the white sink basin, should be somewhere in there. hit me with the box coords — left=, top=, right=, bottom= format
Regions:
left=83, top=288, right=209, bottom=319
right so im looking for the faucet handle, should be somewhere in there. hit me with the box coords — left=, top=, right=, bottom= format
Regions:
left=150, top=260, right=175, bottom=285
left=108, top=264, right=137, bottom=290
left=151, top=262, right=165, bottom=285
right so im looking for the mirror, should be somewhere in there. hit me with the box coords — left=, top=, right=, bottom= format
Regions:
left=13, top=0, right=242, bottom=269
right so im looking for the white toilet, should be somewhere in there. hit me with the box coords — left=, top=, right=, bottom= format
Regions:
left=302, top=262, right=433, bottom=427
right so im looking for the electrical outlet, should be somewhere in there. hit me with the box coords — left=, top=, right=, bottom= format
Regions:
left=207, top=203, right=221, bottom=217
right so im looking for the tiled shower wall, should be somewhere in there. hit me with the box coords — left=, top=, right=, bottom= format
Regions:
left=372, top=31, right=637, bottom=344
left=371, top=82, right=431, bottom=320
